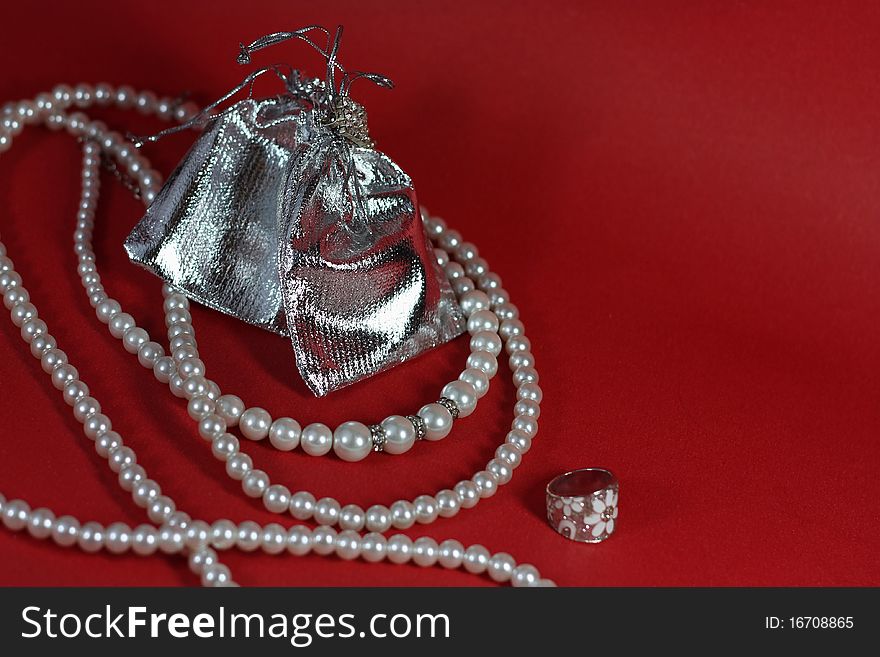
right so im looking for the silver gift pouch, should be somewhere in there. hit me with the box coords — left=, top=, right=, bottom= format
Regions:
left=124, top=36, right=465, bottom=396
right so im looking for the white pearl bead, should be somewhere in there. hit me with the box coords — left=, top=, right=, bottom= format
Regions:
left=240, top=407, right=271, bottom=441
left=517, top=382, right=543, bottom=403
left=505, top=429, right=532, bottom=454
left=21, top=319, right=49, bottom=344
left=211, top=520, right=237, bottom=550
left=215, top=394, right=244, bottom=426
left=105, top=522, right=132, bottom=554
left=440, top=380, right=478, bottom=417
left=379, top=415, right=416, bottom=454
left=95, top=298, right=121, bottom=323
left=466, top=309, right=499, bottom=334
left=234, top=521, right=260, bottom=552
left=31, top=334, right=57, bottom=359
left=211, top=433, right=239, bottom=461
left=63, top=380, right=90, bottom=406
left=269, top=417, right=301, bottom=451
left=73, top=396, right=101, bottom=423
left=365, top=504, right=392, bottom=533
left=469, top=330, right=502, bottom=356
left=509, top=350, right=535, bottom=370
left=514, top=398, right=540, bottom=419
left=458, top=289, right=492, bottom=317
left=158, top=526, right=185, bottom=553
left=339, top=504, right=366, bottom=531
left=512, top=415, right=538, bottom=438
left=359, top=532, right=387, bottom=563
left=137, top=341, right=164, bottom=368
left=40, top=347, right=67, bottom=373
left=456, top=241, right=479, bottom=261
left=512, top=366, right=539, bottom=386
left=413, top=495, right=439, bottom=524
left=472, top=470, right=499, bottom=498
left=300, top=422, right=333, bottom=456
left=83, top=413, right=111, bottom=440
left=506, top=335, right=531, bottom=355
left=412, top=537, right=439, bottom=567
left=332, top=421, right=372, bottom=462
left=451, top=276, right=475, bottom=296
left=499, top=318, right=524, bottom=339
left=417, top=403, right=453, bottom=441
left=454, top=480, right=481, bottom=509
left=261, top=523, right=287, bottom=554
left=311, top=526, right=337, bottom=555
left=460, top=364, right=491, bottom=397
left=118, top=465, right=146, bottom=492
left=495, top=444, right=523, bottom=469
left=78, top=522, right=105, bottom=553
left=152, top=356, right=176, bottom=383
left=445, top=261, right=465, bottom=279
left=225, top=452, right=252, bottom=480
left=463, top=544, right=491, bottom=574
left=27, top=507, right=55, bottom=539
left=108, top=446, right=136, bottom=473
left=467, top=350, right=498, bottom=378
left=2, top=499, right=29, bottom=531
left=201, top=564, right=232, bottom=587
left=132, top=478, right=160, bottom=507
left=51, top=363, right=79, bottom=390
left=289, top=491, right=316, bottom=520
left=494, top=302, right=519, bottom=320
left=187, top=395, right=215, bottom=421
left=487, top=458, right=514, bottom=485
left=511, top=564, right=541, bottom=587
left=488, top=552, right=516, bottom=582
left=241, top=469, right=270, bottom=498
left=3, top=285, right=28, bottom=310
left=386, top=534, right=413, bottom=564
left=438, top=539, right=465, bottom=569
left=10, top=301, right=38, bottom=327
left=313, top=497, right=341, bottom=525
left=435, top=489, right=461, bottom=518
left=287, top=526, right=312, bottom=555
left=96, top=430, right=122, bottom=458
left=390, top=500, right=416, bottom=529
left=52, top=515, right=80, bottom=547
left=263, top=484, right=291, bottom=514
left=108, top=312, right=135, bottom=338
left=335, top=530, right=362, bottom=560
left=147, top=496, right=175, bottom=523
left=198, top=414, right=226, bottom=441
left=188, top=546, right=218, bottom=571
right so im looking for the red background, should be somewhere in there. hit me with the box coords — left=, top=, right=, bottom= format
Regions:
left=1, top=1, right=878, bottom=586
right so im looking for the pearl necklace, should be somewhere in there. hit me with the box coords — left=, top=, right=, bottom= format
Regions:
left=0, top=83, right=551, bottom=587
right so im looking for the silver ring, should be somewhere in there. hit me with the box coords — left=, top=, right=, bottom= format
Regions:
left=546, top=468, right=619, bottom=543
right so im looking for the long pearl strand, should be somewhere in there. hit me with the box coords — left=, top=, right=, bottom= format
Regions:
left=66, top=97, right=541, bottom=535
left=0, top=84, right=551, bottom=587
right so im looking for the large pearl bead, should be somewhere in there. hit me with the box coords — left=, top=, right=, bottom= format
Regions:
left=440, top=380, right=478, bottom=417
left=417, top=403, right=453, bottom=440
left=300, top=423, right=333, bottom=456
left=332, top=422, right=372, bottom=462
left=459, top=368, right=489, bottom=398
left=268, top=417, right=301, bottom=451
left=380, top=415, right=416, bottom=455
left=467, top=350, right=498, bottom=378
left=239, top=407, right=271, bottom=441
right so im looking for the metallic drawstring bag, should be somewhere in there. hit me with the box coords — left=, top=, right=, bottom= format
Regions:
left=124, top=26, right=465, bottom=396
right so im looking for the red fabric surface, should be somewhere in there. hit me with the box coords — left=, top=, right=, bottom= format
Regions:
left=1, top=1, right=878, bottom=586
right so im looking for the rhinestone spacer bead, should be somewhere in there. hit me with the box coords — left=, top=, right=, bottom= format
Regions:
left=437, top=397, right=460, bottom=420
left=369, top=424, right=385, bottom=452
left=406, top=414, right=427, bottom=440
